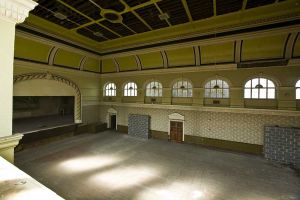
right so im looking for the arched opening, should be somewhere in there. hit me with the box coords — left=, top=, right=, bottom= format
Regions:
left=13, top=73, right=82, bottom=132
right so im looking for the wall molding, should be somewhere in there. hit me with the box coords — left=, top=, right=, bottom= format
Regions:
left=99, top=102, right=300, bottom=117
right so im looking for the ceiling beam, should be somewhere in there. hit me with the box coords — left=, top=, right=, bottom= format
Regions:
left=153, top=2, right=172, bottom=26
left=213, top=0, right=217, bottom=16
left=119, top=0, right=153, bottom=31
left=56, top=0, right=122, bottom=37
left=181, top=0, right=193, bottom=22
left=242, top=0, right=248, bottom=10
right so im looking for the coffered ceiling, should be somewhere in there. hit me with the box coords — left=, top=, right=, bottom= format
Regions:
left=18, top=0, right=300, bottom=53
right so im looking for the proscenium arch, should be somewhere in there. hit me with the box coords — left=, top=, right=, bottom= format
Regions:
left=13, top=72, right=82, bottom=123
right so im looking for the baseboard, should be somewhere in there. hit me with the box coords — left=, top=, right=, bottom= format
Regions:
left=184, top=135, right=263, bottom=155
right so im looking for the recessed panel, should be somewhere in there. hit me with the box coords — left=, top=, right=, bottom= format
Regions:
left=138, top=52, right=164, bottom=69
left=115, top=56, right=138, bottom=71
left=166, top=47, right=195, bottom=67
left=14, top=37, right=52, bottom=63
left=242, top=34, right=287, bottom=61
left=293, top=34, right=300, bottom=58
left=84, top=57, right=100, bottom=72
left=54, top=49, right=83, bottom=68
left=102, top=59, right=116, bottom=73
left=201, top=42, right=235, bottom=64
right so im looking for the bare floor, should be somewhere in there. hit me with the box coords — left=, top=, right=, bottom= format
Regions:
left=15, top=131, right=300, bottom=200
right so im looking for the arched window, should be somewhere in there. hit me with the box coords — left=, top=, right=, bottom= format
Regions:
left=124, top=82, right=137, bottom=96
left=146, top=81, right=162, bottom=97
left=296, top=80, right=300, bottom=99
left=244, top=78, right=275, bottom=99
left=172, top=80, right=193, bottom=97
left=104, top=82, right=116, bottom=96
left=205, top=79, right=229, bottom=98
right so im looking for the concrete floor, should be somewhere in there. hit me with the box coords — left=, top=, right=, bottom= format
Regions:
left=15, top=131, right=300, bottom=200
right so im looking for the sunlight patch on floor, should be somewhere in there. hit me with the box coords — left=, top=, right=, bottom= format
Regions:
left=58, top=155, right=121, bottom=173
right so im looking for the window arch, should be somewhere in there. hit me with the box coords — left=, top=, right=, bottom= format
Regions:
left=124, top=82, right=137, bottom=96
left=296, top=80, right=300, bottom=99
left=244, top=77, right=276, bottom=99
left=104, top=82, right=116, bottom=96
left=146, top=81, right=162, bottom=97
left=172, top=80, right=193, bottom=97
left=204, top=79, right=229, bottom=98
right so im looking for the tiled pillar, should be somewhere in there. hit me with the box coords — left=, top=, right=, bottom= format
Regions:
left=0, top=0, right=37, bottom=163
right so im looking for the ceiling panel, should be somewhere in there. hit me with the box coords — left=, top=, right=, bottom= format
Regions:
left=61, top=0, right=102, bottom=20
left=186, top=0, right=214, bottom=21
left=92, top=0, right=126, bottom=12
left=246, top=0, right=276, bottom=9
left=100, top=20, right=134, bottom=36
left=122, top=12, right=150, bottom=33
left=135, top=4, right=169, bottom=29
left=216, top=0, right=244, bottom=16
left=123, top=0, right=150, bottom=7
left=157, top=0, right=189, bottom=25
left=76, top=28, right=107, bottom=42
left=85, top=23, right=119, bottom=40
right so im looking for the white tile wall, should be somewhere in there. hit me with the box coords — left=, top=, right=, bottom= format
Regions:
left=99, top=105, right=300, bottom=145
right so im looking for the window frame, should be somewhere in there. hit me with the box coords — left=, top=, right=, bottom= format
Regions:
left=103, top=82, right=117, bottom=97
left=123, top=82, right=138, bottom=97
left=146, top=81, right=163, bottom=97
left=296, top=80, right=300, bottom=100
left=244, top=77, right=276, bottom=99
left=172, top=80, right=193, bottom=98
left=204, top=79, right=230, bottom=99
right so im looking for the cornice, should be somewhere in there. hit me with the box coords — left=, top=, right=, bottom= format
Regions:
left=0, top=0, right=37, bottom=24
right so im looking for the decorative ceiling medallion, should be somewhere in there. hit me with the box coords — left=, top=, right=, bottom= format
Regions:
left=100, top=9, right=123, bottom=23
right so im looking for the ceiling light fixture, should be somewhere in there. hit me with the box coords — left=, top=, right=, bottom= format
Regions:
left=93, top=32, right=103, bottom=37
left=255, top=84, right=263, bottom=89
left=152, top=86, right=157, bottom=89
left=213, top=85, right=220, bottom=89
left=158, top=13, right=169, bottom=21
left=54, top=12, right=67, bottom=20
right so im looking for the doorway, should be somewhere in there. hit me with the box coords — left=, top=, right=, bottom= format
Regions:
left=170, top=121, right=183, bottom=142
left=110, top=115, right=117, bottom=130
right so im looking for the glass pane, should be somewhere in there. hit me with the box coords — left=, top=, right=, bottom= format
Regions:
left=296, top=89, right=300, bottom=99
left=216, top=89, right=222, bottom=98
left=268, top=89, right=275, bottom=99
left=173, top=90, right=177, bottom=97
left=259, top=88, right=267, bottom=99
left=296, top=80, right=300, bottom=87
left=223, top=89, right=229, bottom=98
left=182, top=89, right=187, bottom=97
left=183, top=81, right=187, bottom=88
left=244, top=89, right=251, bottom=98
left=211, top=89, right=216, bottom=98
left=223, top=81, right=229, bottom=88
left=260, top=78, right=267, bottom=87
left=268, top=80, right=275, bottom=88
left=252, top=78, right=258, bottom=88
left=205, top=82, right=210, bottom=89
left=188, top=89, right=192, bottom=97
left=159, top=90, right=162, bottom=97
left=252, top=88, right=259, bottom=98
left=245, top=80, right=251, bottom=88
left=205, top=89, right=210, bottom=98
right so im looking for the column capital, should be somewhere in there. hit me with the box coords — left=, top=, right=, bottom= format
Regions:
left=0, top=0, right=37, bottom=24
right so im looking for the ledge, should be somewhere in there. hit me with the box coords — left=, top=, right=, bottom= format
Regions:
left=99, top=102, right=300, bottom=117
left=0, top=134, right=23, bottom=151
